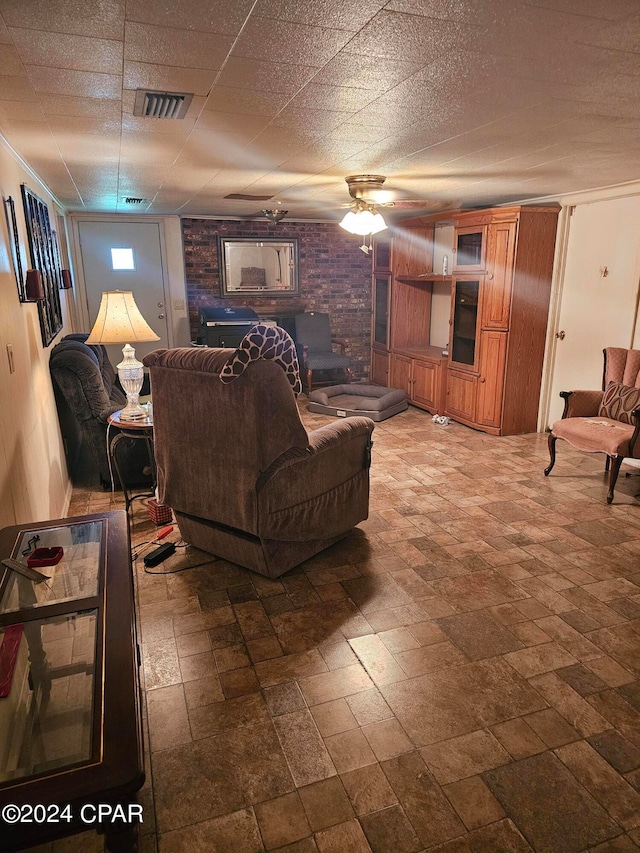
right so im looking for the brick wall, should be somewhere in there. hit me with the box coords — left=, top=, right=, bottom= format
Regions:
left=181, top=218, right=372, bottom=380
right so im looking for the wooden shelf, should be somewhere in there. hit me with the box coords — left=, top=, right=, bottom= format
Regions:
left=395, top=274, right=452, bottom=283
left=393, top=345, right=447, bottom=361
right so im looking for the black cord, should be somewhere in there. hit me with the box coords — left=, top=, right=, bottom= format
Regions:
left=143, top=557, right=218, bottom=575
left=132, top=535, right=219, bottom=574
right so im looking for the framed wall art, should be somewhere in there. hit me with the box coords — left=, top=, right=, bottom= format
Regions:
left=21, top=184, right=63, bottom=346
left=220, top=237, right=299, bottom=297
left=3, top=196, right=25, bottom=301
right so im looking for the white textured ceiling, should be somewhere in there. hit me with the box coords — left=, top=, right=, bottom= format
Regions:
left=1, top=0, right=640, bottom=219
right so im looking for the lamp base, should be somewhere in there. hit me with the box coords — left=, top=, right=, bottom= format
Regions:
left=117, top=343, right=147, bottom=421
left=119, top=401, right=148, bottom=421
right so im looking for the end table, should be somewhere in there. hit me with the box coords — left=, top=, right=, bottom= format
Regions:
left=107, top=409, right=156, bottom=511
left=0, top=511, right=144, bottom=852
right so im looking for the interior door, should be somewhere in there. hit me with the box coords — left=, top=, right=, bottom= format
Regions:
left=78, top=221, right=170, bottom=365
left=546, top=198, right=640, bottom=425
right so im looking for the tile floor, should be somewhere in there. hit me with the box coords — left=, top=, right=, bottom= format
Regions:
left=51, top=401, right=640, bottom=851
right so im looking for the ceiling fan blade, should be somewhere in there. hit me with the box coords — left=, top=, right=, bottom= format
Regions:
left=386, top=200, right=431, bottom=208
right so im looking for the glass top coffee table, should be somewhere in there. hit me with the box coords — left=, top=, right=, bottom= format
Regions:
left=0, top=511, right=144, bottom=852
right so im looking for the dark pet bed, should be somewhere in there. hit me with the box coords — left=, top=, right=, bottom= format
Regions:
left=308, top=384, right=408, bottom=422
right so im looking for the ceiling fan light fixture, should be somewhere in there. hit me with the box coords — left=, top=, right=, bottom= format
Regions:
left=262, top=208, right=288, bottom=224
left=368, top=212, right=387, bottom=235
left=339, top=207, right=387, bottom=236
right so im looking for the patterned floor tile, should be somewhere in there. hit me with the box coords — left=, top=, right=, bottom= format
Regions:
left=484, top=752, right=621, bottom=852
left=65, top=401, right=640, bottom=852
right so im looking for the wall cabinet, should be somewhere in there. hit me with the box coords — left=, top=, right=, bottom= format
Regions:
left=371, top=205, right=559, bottom=435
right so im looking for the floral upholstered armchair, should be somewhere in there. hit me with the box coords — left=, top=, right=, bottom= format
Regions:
left=544, top=347, right=640, bottom=503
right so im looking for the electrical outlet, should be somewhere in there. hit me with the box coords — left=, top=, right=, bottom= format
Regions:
left=6, top=344, right=15, bottom=374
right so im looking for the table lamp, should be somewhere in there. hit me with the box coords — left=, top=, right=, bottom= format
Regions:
left=86, top=290, right=160, bottom=421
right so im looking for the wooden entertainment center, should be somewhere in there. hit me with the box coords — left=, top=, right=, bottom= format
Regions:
left=370, top=205, right=559, bottom=435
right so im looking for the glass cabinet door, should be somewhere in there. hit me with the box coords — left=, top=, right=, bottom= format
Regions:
left=373, top=237, right=391, bottom=271
left=451, top=279, right=480, bottom=367
left=373, top=276, right=390, bottom=347
left=454, top=226, right=486, bottom=271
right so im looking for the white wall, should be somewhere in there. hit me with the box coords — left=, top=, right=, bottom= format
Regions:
left=0, top=137, right=75, bottom=528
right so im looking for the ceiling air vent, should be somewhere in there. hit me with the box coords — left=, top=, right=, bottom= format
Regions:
left=133, top=89, right=193, bottom=119
left=122, top=197, right=147, bottom=205
left=224, top=193, right=274, bottom=201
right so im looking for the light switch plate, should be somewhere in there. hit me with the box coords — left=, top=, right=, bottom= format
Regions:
left=173, top=299, right=185, bottom=311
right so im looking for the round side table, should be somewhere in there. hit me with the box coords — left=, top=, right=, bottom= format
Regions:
left=107, top=409, right=156, bottom=511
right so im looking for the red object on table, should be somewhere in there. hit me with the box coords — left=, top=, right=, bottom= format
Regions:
left=27, top=546, right=63, bottom=568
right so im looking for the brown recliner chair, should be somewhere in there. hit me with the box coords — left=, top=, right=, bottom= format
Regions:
left=143, top=346, right=374, bottom=577
left=545, top=347, right=640, bottom=503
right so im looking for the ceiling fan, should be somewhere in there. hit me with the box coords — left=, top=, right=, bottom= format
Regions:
left=338, top=174, right=452, bottom=253
left=341, top=174, right=438, bottom=210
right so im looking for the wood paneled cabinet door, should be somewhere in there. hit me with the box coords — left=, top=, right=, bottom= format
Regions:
left=393, top=226, right=434, bottom=278
left=445, top=369, right=477, bottom=421
left=390, top=353, right=412, bottom=395
left=483, top=221, right=516, bottom=329
left=371, top=348, right=390, bottom=386
left=412, top=359, right=440, bottom=410
left=476, top=330, right=508, bottom=428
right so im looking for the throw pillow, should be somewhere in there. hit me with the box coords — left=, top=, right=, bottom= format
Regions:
left=219, top=324, right=302, bottom=394
left=598, top=381, right=640, bottom=425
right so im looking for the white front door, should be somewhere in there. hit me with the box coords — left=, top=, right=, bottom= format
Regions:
left=545, top=197, right=640, bottom=426
left=78, top=220, right=170, bottom=365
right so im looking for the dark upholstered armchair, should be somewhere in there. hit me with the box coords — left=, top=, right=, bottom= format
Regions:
left=143, top=347, right=374, bottom=578
left=294, top=312, right=353, bottom=393
left=50, top=334, right=151, bottom=487
left=545, top=347, right=640, bottom=503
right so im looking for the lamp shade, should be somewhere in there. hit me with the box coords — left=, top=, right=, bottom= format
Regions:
left=85, top=290, right=160, bottom=345
left=25, top=269, right=44, bottom=301
left=339, top=208, right=387, bottom=236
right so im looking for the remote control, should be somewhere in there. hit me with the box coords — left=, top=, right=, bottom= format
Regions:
left=1, top=557, right=50, bottom=583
